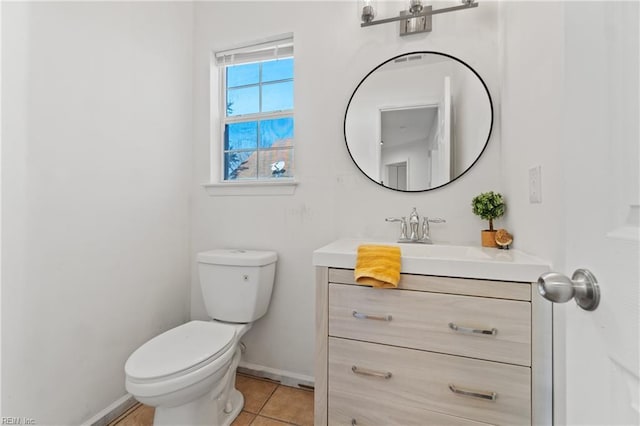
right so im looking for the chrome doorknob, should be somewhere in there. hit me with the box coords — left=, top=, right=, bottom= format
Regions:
left=537, top=269, right=600, bottom=311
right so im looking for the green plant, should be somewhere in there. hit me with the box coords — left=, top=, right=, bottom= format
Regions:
left=471, top=191, right=505, bottom=231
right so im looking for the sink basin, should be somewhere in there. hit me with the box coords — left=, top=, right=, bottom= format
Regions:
left=397, top=242, right=491, bottom=260
left=312, top=238, right=550, bottom=282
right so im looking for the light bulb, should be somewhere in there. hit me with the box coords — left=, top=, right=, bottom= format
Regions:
left=359, top=0, right=377, bottom=23
left=409, top=0, right=423, bottom=14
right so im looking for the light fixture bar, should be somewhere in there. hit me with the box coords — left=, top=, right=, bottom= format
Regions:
left=361, top=2, right=478, bottom=28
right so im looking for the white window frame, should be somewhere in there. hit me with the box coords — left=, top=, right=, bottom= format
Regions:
left=204, top=34, right=297, bottom=196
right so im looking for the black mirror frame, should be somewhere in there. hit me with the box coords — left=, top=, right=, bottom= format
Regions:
left=343, top=51, right=494, bottom=192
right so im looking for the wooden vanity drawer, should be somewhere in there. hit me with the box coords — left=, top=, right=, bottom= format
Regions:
left=329, top=391, right=492, bottom=426
left=329, top=283, right=531, bottom=366
left=329, top=268, right=532, bottom=301
left=328, top=337, right=531, bottom=426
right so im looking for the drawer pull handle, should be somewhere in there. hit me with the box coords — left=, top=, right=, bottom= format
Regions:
left=448, top=384, right=497, bottom=401
left=353, top=310, right=392, bottom=322
left=351, top=365, right=392, bottom=379
left=448, top=322, right=497, bottom=336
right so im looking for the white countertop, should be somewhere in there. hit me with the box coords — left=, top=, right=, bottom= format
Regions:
left=312, top=238, right=551, bottom=282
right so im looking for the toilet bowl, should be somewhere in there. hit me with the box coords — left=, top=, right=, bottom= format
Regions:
left=125, top=321, right=250, bottom=425
left=124, top=249, right=277, bottom=425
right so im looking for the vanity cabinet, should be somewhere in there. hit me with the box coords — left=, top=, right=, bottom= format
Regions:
left=315, top=267, right=552, bottom=426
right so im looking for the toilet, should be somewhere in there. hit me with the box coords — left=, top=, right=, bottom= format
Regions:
left=124, top=249, right=277, bottom=426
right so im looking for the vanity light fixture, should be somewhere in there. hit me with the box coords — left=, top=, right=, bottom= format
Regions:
left=360, top=0, right=479, bottom=36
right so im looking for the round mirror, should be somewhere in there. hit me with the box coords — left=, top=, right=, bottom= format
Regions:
left=344, top=52, right=493, bottom=192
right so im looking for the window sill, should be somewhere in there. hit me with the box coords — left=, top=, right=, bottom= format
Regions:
left=202, top=180, right=298, bottom=196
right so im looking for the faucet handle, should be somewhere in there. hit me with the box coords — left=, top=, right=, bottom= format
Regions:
left=385, top=217, right=408, bottom=241
left=421, top=217, right=447, bottom=244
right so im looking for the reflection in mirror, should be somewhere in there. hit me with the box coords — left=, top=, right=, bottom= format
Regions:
left=344, top=52, right=492, bottom=192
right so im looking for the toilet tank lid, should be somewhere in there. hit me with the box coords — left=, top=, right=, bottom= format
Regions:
left=197, top=249, right=277, bottom=266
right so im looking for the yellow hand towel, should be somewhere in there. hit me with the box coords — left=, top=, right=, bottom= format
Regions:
left=354, top=245, right=402, bottom=288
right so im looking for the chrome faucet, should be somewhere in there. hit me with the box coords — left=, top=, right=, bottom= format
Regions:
left=386, top=208, right=446, bottom=244
left=421, top=216, right=447, bottom=244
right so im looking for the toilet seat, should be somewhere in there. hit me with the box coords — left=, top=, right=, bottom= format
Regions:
left=125, top=321, right=237, bottom=398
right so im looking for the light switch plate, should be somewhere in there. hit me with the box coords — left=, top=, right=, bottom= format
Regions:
left=529, top=166, right=542, bottom=203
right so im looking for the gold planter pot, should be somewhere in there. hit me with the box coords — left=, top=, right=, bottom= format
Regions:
left=481, top=230, right=498, bottom=248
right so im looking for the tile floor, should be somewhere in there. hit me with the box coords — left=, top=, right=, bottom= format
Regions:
left=110, top=373, right=314, bottom=426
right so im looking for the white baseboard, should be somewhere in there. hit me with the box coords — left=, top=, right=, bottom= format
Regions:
left=83, top=364, right=313, bottom=425
left=238, top=361, right=315, bottom=390
left=81, top=394, right=137, bottom=426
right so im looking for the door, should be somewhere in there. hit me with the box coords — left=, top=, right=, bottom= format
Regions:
left=560, top=2, right=639, bottom=424
left=386, top=161, right=408, bottom=191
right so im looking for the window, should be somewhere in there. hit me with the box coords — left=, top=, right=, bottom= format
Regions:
left=215, top=36, right=294, bottom=183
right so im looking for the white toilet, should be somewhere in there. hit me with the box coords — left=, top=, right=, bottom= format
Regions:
left=124, top=249, right=277, bottom=426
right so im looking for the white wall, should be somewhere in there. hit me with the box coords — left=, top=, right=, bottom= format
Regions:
left=1, top=2, right=193, bottom=423
left=0, top=0, right=4, bottom=415
left=499, top=1, right=566, bottom=260
left=498, top=2, right=567, bottom=421
left=192, top=0, right=501, bottom=379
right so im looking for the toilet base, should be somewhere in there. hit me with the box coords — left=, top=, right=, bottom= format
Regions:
left=220, top=389, right=244, bottom=426
left=153, top=387, right=244, bottom=426
left=151, top=346, right=245, bottom=426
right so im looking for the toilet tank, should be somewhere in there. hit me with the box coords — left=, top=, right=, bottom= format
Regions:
left=197, top=249, right=277, bottom=323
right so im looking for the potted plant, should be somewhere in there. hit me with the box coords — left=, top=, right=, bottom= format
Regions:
left=471, top=191, right=505, bottom=247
